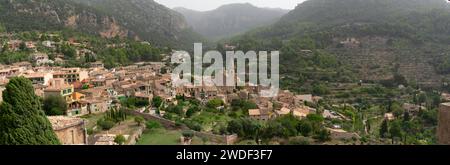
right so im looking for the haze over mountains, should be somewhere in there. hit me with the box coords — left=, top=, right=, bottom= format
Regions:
left=175, top=3, right=289, bottom=40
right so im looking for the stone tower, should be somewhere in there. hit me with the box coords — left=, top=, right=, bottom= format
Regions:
left=438, top=103, right=450, bottom=144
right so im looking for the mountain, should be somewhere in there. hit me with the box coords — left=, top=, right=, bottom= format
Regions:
left=175, top=3, right=289, bottom=41
left=0, top=0, right=204, bottom=49
left=230, top=0, right=450, bottom=89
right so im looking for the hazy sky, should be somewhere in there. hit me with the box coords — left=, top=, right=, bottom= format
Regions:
left=154, top=0, right=307, bottom=11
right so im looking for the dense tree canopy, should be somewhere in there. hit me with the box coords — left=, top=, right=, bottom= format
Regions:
left=43, top=95, right=67, bottom=116
left=0, top=77, right=60, bottom=145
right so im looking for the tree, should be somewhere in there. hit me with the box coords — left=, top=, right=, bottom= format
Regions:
left=207, top=99, right=224, bottom=109
left=152, top=96, right=163, bottom=108
left=403, top=111, right=410, bottom=122
left=182, top=130, right=194, bottom=139
left=306, top=114, right=324, bottom=131
left=60, top=44, right=76, bottom=59
left=97, top=119, right=115, bottom=130
left=19, top=42, right=27, bottom=51
left=185, top=108, right=195, bottom=118
left=0, top=77, right=60, bottom=145
left=389, top=120, right=403, bottom=144
left=134, top=116, right=145, bottom=126
left=43, top=95, right=67, bottom=116
left=380, top=119, right=389, bottom=138
left=114, top=134, right=126, bottom=145
left=314, top=129, right=331, bottom=142
left=312, top=84, right=330, bottom=95
left=297, top=120, right=313, bottom=137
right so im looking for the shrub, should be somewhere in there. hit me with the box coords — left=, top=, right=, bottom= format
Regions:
left=145, top=120, right=162, bottom=130
left=287, top=137, right=311, bottom=145
left=182, top=130, right=194, bottom=138
left=97, top=119, right=116, bottom=130
left=134, top=116, right=145, bottom=126
left=114, top=134, right=126, bottom=145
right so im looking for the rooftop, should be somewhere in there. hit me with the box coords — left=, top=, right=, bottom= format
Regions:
left=48, top=116, right=84, bottom=131
left=248, top=109, right=261, bottom=116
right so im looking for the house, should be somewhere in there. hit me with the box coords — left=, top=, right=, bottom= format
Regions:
left=384, top=113, right=395, bottom=121
left=25, top=41, right=37, bottom=51
left=293, top=106, right=312, bottom=119
left=91, top=78, right=107, bottom=87
left=44, top=78, right=75, bottom=103
left=42, top=40, right=56, bottom=48
left=32, top=52, right=53, bottom=65
left=12, top=61, right=32, bottom=70
left=79, top=87, right=107, bottom=98
left=277, top=90, right=295, bottom=105
left=402, top=103, right=425, bottom=115
left=7, top=40, right=22, bottom=51
left=24, top=72, right=53, bottom=85
left=442, top=93, right=450, bottom=102
left=53, top=68, right=89, bottom=83
left=67, top=100, right=88, bottom=116
left=48, top=116, right=87, bottom=145
left=249, top=109, right=270, bottom=121
left=339, top=37, right=361, bottom=48
left=323, top=110, right=342, bottom=120
left=90, top=61, right=104, bottom=68
left=327, top=128, right=360, bottom=141
left=134, top=92, right=153, bottom=103
left=275, top=107, right=291, bottom=116
left=224, top=44, right=236, bottom=50
left=86, top=98, right=108, bottom=114
left=295, top=94, right=313, bottom=104
left=0, top=68, right=20, bottom=77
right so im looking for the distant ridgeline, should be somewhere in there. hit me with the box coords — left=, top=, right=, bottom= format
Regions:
left=175, top=3, right=289, bottom=41
left=227, top=0, right=450, bottom=89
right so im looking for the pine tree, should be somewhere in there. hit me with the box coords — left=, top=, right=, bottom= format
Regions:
left=0, top=77, right=60, bottom=145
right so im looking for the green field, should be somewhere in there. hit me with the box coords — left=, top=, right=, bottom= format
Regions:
left=136, top=128, right=205, bottom=145
left=136, top=128, right=182, bottom=145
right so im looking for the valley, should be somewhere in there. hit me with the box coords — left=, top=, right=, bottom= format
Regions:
left=0, top=0, right=449, bottom=146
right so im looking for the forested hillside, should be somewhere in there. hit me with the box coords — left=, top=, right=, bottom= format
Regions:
left=0, top=0, right=204, bottom=49
left=229, top=0, right=450, bottom=91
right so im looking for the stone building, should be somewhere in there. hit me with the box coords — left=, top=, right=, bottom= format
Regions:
left=48, top=116, right=87, bottom=145
left=438, top=103, right=450, bottom=144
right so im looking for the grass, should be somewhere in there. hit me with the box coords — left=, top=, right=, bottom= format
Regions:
left=136, top=128, right=206, bottom=145
left=80, top=113, right=105, bottom=129
left=190, top=111, right=232, bottom=131
left=136, top=128, right=182, bottom=145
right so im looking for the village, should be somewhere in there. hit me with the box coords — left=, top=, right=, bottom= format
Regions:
left=0, top=31, right=370, bottom=145
left=1, top=31, right=448, bottom=145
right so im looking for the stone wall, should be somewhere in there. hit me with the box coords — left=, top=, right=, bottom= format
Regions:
left=127, top=126, right=145, bottom=145
left=438, top=103, right=450, bottom=144
left=54, top=123, right=87, bottom=145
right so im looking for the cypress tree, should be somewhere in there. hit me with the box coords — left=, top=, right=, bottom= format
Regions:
left=379, top=119, right=389, bottom=138
left=0, top=77, right=60, bottom=145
